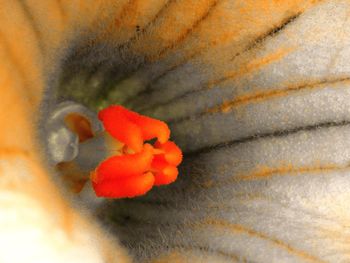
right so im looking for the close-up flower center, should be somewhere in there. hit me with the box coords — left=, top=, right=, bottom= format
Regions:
left=45, top=101, right=182, bottom=199
left=3, top=1, right=350, bottom=262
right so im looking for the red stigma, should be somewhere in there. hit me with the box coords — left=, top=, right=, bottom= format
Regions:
left=92, top=105, right=183, bottom=198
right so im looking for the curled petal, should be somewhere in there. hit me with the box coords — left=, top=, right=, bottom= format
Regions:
left=98, top=106, right=143, bottom=152
left=64, top=113, right=94, bottom=142
left=154, top=141, right=183, bottom=166
left=94, top=144, right=154, bottom=183
left=92, top=172, right=155, bottom=198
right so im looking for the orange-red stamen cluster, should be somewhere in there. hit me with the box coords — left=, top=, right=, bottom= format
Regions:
left=92, top=105, right=182, bottom=198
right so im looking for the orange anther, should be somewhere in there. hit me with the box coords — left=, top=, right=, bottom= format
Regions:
left=98, top=105, right=170, bottom=148
left=154, top=141, right=182, bottom=166
left=151, top=156, right=178, bottom=186
left=92, top=105, right=183, bottom=198
left=154, top=166, right=178, bottom=186
left=123, top=109, right=170, bottom=143
left=98, top=106, right=144, bottom=152
left=94, top=144, right=154, bottom=183
left=93, top=172, right=155, bottom=198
